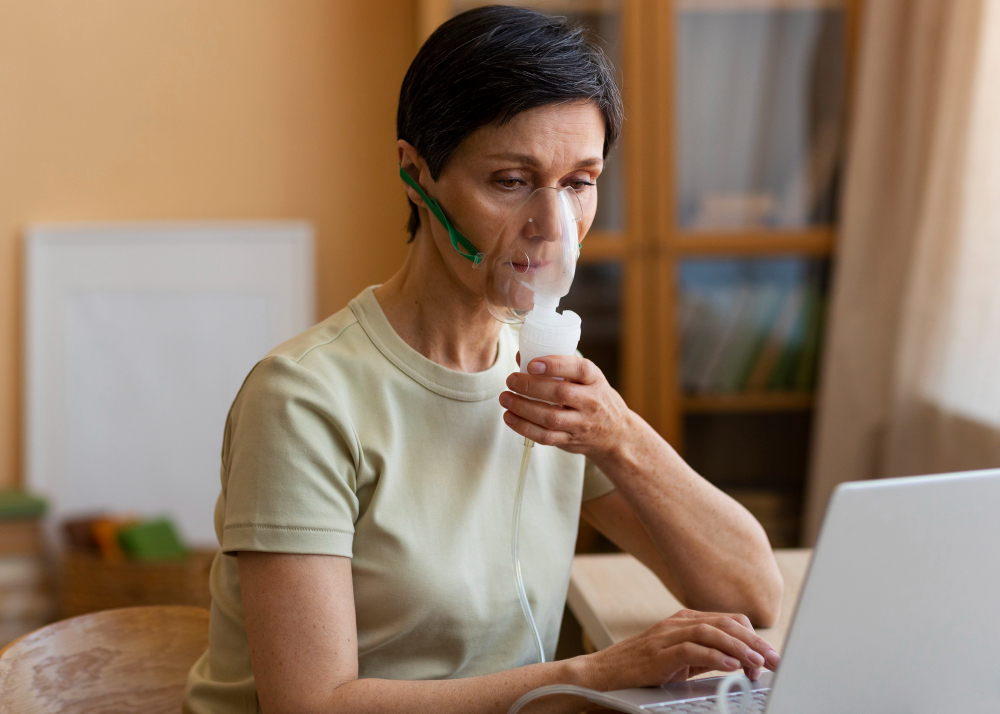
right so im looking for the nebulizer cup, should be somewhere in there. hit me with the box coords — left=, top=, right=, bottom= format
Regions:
left=478, top=187, right=586, bottom=666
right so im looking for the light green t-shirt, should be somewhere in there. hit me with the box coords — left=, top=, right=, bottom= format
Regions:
left=183, top=286, right=615, bottom=714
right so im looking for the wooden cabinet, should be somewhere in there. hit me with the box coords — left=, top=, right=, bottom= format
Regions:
left=418, top=0, right=861, bottom=546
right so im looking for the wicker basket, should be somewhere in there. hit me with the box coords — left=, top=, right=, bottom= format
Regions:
left=59, top=549, right=216, bottom=618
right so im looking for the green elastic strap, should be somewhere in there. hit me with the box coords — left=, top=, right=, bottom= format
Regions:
left=399, top=165, right=482, bottom=264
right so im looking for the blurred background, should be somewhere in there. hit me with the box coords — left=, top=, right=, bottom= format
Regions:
left=2, top=0, right=999, bottom=651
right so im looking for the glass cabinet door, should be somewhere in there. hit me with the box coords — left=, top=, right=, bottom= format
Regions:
left=675, top=0, right=847, bottom=230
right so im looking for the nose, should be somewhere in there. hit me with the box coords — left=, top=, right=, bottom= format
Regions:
left=521, top=189, right=563, bottom=244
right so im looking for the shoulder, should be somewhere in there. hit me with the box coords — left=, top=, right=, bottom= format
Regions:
left=264, top=302, right=364, bottom=367
left=224, top=316, right=365, bottom=472
left=227, top=299, right=375, bottom=438
left=233, top=304, right=361, bottom=404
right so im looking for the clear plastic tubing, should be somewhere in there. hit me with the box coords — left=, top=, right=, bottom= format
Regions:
left=506, top=675, right=751, bottom=714
left=512, top=436, right=544, bottom=664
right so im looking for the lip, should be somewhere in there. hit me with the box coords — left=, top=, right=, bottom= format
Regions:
left=511, top=260, right=550, bottom=273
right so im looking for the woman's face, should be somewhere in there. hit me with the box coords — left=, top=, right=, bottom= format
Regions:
left=403, top=99, right=606, bottom=301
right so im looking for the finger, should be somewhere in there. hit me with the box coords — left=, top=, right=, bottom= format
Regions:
left=506, top=372, right=586, bottom=407
left=502, top=410, right=570, bottom=447
left=669, top=609, right=702, bottom=621
left=745, top=666, right=763, bottom=681
left=667, top=667, right=691, bottom=683
left=680, top=623, right=766, bottom=670
left=500, top=392, right=579, bottom=432
left=729, top=612, right=755, bottom=632
left=660, top=642, right=742, bottom=679
left=524, top=355, right=602, bottom=384
left=707, top=616, right=780, bottom=668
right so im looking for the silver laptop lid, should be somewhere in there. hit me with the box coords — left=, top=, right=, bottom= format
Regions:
left=767, top=468, right=1000, bottom=714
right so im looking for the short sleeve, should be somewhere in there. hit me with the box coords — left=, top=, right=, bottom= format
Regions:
left=220, top=356, right=360, bottom=557
left=582, top=458, right=616, bottom=501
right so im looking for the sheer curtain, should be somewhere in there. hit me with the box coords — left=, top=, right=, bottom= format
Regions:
left=803, top=0, right=1000, bottom=544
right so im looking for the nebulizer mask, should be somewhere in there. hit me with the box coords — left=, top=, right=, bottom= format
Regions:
left=400, top=165, right=585, bottom=666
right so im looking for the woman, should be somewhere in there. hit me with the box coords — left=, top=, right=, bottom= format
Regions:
left=184, top=7, right=783, bottom=714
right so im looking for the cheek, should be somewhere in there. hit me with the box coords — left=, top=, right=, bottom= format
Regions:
left=461, top=191, right=520, bottom=255
left=437, top=179, right=503, bottom=244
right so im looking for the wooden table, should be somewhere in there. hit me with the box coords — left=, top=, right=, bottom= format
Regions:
left=567, top=549, right=812, bottom=658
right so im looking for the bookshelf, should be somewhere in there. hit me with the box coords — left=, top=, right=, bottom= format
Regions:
left=682, top=391, right=815, bottom=413
left=418, top=0, right=862, bottom=548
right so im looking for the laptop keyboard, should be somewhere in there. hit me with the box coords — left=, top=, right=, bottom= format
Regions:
left=647, top=688, right=770, bottom=713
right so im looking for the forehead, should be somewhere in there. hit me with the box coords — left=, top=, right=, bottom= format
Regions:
left=453, top=100, right=605, bottom=168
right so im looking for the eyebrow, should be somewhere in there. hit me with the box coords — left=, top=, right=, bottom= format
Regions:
left=486, top=153, right=603, bottom=169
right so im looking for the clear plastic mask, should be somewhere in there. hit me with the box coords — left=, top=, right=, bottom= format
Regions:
left=478, top=186, right=585, bottom=324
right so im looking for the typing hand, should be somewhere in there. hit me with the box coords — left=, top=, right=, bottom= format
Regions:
left=578, top=609, right=781, bottom=692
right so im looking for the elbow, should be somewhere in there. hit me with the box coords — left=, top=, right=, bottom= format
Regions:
left=684, top=565, right=783, bottom=628
left=743, top=557, right=784, bottom=628
left=744, top=591, right=782, bottom=629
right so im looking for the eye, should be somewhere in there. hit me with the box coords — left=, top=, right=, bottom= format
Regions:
left=496, top=177, right=527, bottom=190
left=569, top=179, right=596, bottom=191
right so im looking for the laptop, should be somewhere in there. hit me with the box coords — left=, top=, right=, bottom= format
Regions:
left=601, top=468, right=1000, bottom=713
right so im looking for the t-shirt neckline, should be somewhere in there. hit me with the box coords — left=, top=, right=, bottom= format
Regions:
left=349, top=286, right=514, bottom=402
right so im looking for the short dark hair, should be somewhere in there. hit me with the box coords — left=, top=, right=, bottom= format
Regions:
left=397, top=5, right=624, bottom=240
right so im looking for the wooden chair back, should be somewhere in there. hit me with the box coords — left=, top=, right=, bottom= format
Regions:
left=0, top=605, right=210, bottom=714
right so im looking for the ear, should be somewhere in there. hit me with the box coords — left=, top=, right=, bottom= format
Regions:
left=396, top=140, right=428, bottom=209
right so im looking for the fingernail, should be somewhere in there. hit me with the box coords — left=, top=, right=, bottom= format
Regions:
left=748, top=667, right=762, bottom=681
left=747, top=650, right=764, bottom=666
left=499, top=393, right=511, bottom=408
left=765, top=649, right=781, bottom=668
left=528, top=361, right=546, bottom=375
left=723, top=657, right=741, bottom=670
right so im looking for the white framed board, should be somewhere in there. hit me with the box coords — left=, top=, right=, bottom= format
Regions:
left=24, top=222, right=315, bottom=547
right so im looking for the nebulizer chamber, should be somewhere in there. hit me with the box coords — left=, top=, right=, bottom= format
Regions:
left=479, top=186, right=584, bottom=666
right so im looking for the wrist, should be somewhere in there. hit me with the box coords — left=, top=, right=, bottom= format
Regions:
left=561, top=651, right=606, bottom=691
left=597, top=410, right=652, bottom=475
left=555, top=654, right=592, bottom=689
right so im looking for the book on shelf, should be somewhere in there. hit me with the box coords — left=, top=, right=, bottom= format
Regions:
left=794, top=279, right=828, bottom=391
left=744, top=283, right=806, bottom=391
left=0, top=519, right=43, bottom=557
left=0, top=491, right=54, bottom=648
left=692, top=282, right=754, bottom=393
left=680, top=258, right=827, bottom=396
left=717, top=282, right=785, bottom=393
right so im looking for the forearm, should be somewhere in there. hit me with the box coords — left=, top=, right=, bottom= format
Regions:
left=322, top=658, right=592, bottom=714
left=591, top=412, right=783, bottom=625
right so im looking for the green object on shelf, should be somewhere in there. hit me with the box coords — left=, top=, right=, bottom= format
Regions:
left=794, top=284, right=829, bottom=391
left=768, top=287, right=810, bottom=390
left=0, top=490, right=47, bottom=520
left=117, top=518, right=189, bottom=561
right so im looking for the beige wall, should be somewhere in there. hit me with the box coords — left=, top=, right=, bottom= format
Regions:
left=0, top=2, right=416, bottom=488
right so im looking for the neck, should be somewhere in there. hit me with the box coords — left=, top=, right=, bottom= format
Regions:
left=374, top=224, right=502, bottom=373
